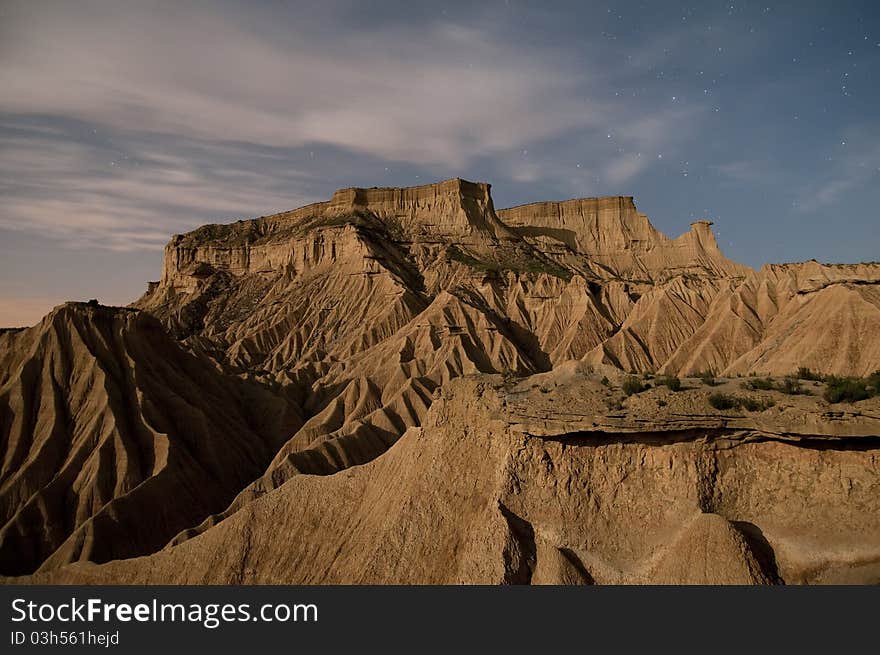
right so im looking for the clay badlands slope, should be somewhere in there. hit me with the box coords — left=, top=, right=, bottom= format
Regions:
left=2, top=178, right=879, bottom=583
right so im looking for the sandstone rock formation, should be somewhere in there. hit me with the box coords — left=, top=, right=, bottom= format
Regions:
left=0, top=303, right=298, bottom=575
left=2, top=178, right=878, bottom=583
left=498, top=197, right=749, bottom=280
left=18, top=375, right=880, bottom=584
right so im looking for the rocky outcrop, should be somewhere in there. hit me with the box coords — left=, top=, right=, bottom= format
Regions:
left=17, top=375, right=880, bottom=585
left=159, top=178, right=513, bottom=289
left=659, top=261, right=880, bottom=376
left=325, top=178, right=517, bottom=240
left=498, top=197, right=750, bottom=280
left=0, top=302, right=299, bottom=575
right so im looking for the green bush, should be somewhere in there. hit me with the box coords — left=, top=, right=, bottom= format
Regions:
left=708, top=393, right=774, bottom=412
left=708, top=393, right=738, bottom=410
left=741, top=377, right=775, bottom=391
left=778, top=377, right=811, bottom=395
left=622, top=376, right=648, bottom=396
left=824, top=376, right=873, bottom=403
left=739, top=376, right=812, bottom=395
left=796, top=367, right=824, bottom=382
left=657, top=376, right=682, bottom=392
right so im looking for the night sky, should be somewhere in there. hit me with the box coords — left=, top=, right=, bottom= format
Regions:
left=1, top=0, right=878, bottom=326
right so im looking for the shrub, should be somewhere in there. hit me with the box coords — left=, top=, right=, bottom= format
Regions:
left=824, top=376, right=873, bottom=403
left=740, top=396, right=775, bottom=412
left=657, top=399, right=667, bottom=407
left=708, top=393, right=774, bottom=412
left=657, top=376, right=682, bottom=392
left=694, top=370, right=719, bottom=386
left=708, top=393, right=738, bottom=410
left=622, top=376, right=648, bottom=396
left=600, top=376, right=610, bottom=387
left=741, top=377, right=775, bottom=391
left=739, top=376, right=812, bottom=395
left=796, top=367, right=824, bottom=382
left=778, top=377, right=810, bottom=395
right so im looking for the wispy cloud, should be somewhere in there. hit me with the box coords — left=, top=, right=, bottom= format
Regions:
left=0, top=122, right=319, bottom=250
left=0, top=0, right=713, bottom=250
left=0, top=2, right=602, bottom=167
left=796, top=130, right=880, bottom=212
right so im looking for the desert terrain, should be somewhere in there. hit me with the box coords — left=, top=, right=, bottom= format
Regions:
left=2, top=178, right=878, bottom=584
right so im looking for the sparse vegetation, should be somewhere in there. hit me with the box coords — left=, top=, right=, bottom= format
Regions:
left=515, top=258, right=574, bottom=281
left=741, top=377, right=775, bottom=391
left=739, top=375, right=811, bottom=395
left=708, top=393, right=738, bottom=410
left=622, top=375, right=648, bottom=396
left=796, top=367, right=825, bottom=382
left=708, top=393, right=774, bottom=412
left=694, top=370, right=719, bottom=386
left=656, top=376, right=682, bottom=392
left=823, top=373, right=880, bottom=404
left=446, top=245, right=496, bottom=271
left=777, top=377, right=811, bottom=395
left=446, top=245, right=572, bottom=280
left=740, top=396, right=776, bottom=412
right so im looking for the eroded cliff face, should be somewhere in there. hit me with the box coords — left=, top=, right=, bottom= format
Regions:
left=159, top=178, right=511, bottom=288
left=657, top=261, right=880, bottom=377
left=498, top=198, right=749, bottom=280
left=154, top=181, right=745, bottom=298
left=19, top=375, right=880, bottom=585
left=499, top=196, right=661, bottom=251
left=325, top=178, right=515, bottom=239
left=0, top=303, right=299, bottom=575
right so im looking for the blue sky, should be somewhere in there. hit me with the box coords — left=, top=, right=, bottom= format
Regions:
left=1, top=0, right=878, bottom=325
